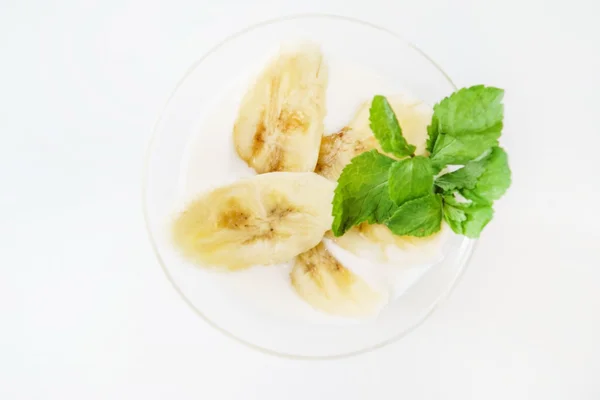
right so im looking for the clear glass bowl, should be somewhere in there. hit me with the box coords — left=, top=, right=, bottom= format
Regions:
left=143, top=14, right=475, bottom=359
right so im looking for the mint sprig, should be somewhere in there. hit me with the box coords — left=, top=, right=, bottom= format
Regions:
left=331, top=86, right=511, bottom=239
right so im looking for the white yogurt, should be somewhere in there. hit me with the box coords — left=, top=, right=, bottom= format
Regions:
left=177, top=54, right=448, bottom=324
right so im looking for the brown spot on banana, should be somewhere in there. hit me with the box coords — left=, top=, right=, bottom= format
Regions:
left=278, top=109, right=308, bottom=133
left=251, top=111, right=267, bottom=158
left=314, top=128, right=347, bottom=173
left=297, top=242, right=351, bottom=283
left=267, top=145, right=284, bottom=172
left=216, top=199, right=252, bottom=229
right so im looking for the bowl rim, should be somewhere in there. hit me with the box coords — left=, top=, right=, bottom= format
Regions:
left=142, top=12, right=475, bottom=360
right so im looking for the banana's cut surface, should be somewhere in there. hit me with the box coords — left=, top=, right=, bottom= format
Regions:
left=315, top=95, right=433, bottom=180
left=173, top=172, right=335, bottom=270
left=330, top=222, right=449, bottom=264
left=291, top=242, right=385, bottom=317
left=233, top=43, right=328, bottom=174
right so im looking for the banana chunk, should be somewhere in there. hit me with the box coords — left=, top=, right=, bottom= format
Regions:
left=234, top=43, right=328, bottom=173
left=316, top=95, right=433, bottom=180
left=173, top=172, right=335, bottom=270
left=291, top=242, right=385, bottom=317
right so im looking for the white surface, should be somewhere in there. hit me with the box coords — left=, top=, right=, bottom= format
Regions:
left=1, top=0, right=599, bottom=398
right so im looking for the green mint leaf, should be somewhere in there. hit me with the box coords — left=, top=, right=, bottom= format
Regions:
left=369, top=95, right=416, bottom=158
left=433, top=85, right=504, bottom=137
left=429, top=85, right=504, bottom=169
left=462, top=205, right=494, bottom=238
left=385, top=194, right=442, bottom=237
left=430, top=131, right=499, bottom=170
left=331, top=150, right=397, bottom=237
left=442, top=195, right=494, bottom=238
left=388, top=156, right=434, bottom=206
left=434, top=153, right=489, bottom=192
left=442, top=199, right=467, bottom=234
left=425, top=114, right=440, bottom=153
left=461, top=147, right=511, bottom=204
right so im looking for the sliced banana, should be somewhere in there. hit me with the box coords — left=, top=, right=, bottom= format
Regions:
left=291, top=242, right=386, bottom=317
left=316, top=95, right=433, bottom=180
left=172, top=172, right=335, bottom=270
left=330, top=222, right=449, bottom=264
left=233, top=43, right=328, bottom=173
left=314, top=126, right=377, bottom=181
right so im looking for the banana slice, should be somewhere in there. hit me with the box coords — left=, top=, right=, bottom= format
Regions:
left=330, top=222, right=449, bottom=264
left=316, top=95, right=433, bottom=180
left=173, top=172, right=335, bottom=270
left=233, top=43, right=328, bottom=173
left=291, top=242, right=385, bottom=317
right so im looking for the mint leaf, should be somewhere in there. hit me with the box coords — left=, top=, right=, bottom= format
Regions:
left=430, top=131, right=499, bottom=170
left=461, top=147, right=511, bottom=204
left=434, top=85, right=504, bottom=137
left=388, top=156, right=434, bottom=206
left=442, top=199, right=467, bottom=234
left=461, top=205, right=494, bottom=238
left=426, top=114, right=440, bottom=153
left=369, top=95, right=416, bottom=158
left=331, top=150, right=396, bottom=236
left=385, top=194, right=442, bottom=237
left=442, top=195, right=494, bottom=238
left=429, top=86, right=504, bottom=169
left=435, top=153, right=489, bottom=192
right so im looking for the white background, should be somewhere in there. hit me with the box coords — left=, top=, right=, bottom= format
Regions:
left=1, top=0, right=599, bottom=399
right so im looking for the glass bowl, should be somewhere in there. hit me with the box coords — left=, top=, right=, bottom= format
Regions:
left=143, top=14, right=475, bottom=359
